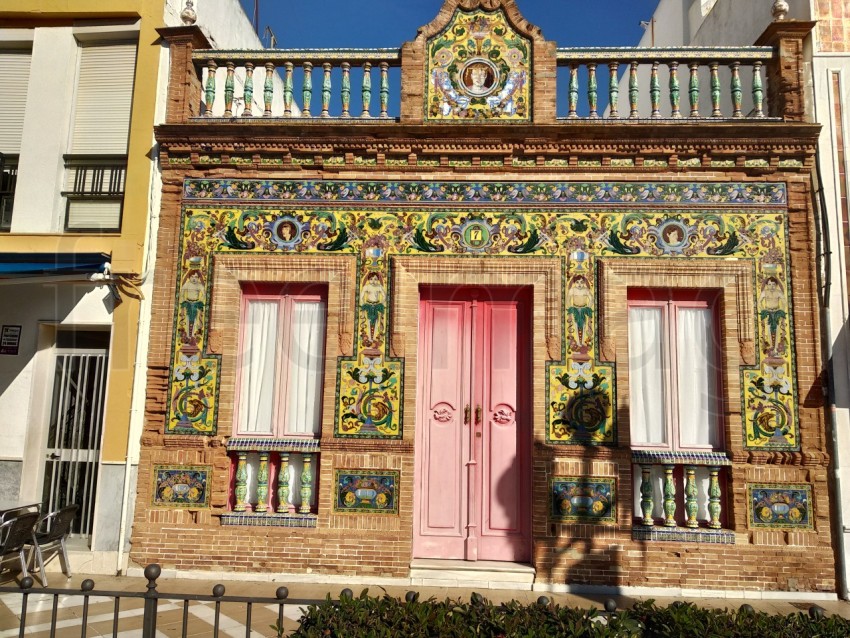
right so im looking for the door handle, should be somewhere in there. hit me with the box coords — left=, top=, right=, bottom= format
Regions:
left=47, top=453, right=60, bottom=460
left=464, top=405, right=471, bottom=425
left=475, top=405, right=482, bottom=425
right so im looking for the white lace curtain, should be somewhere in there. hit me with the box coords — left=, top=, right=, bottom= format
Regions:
left=238, top=298, right=325, bottom=436
left=628, top=304, right=717, bottom=448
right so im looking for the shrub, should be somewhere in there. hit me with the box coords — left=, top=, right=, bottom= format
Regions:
left=288, top=591, right=849, bottom=638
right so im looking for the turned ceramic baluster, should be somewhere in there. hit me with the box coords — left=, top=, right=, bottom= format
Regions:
left=628, top=61, right=639, bottom=118
left=650, top=61, right=661, bottom=118
left=710, top=62, right=721, bottom=116
left=640, top=465, right=654, bottom=526
left=277, top=452, right=292, bottom=513
left=223, top=61, right=235, bottom=117
left=340, top=61, right=351, bottom=117
left=688, top=62, right=700, bottom=118
left=568, top=63, right=579, bottom=118
left=379, top=61, right=390, bottom=118
left=242, top=62, right=254, bottom=117
left=283, top=62, right=294, bottom=117
left=302, top=61, right=313, bottom=117
left=669, top=61, right=681, bottom=118
left=608, top=62, right=619, bottom=118
left=587, top=62, right=598, bottom=118
left=321, top=62, right=332, bottom=117
left=300, top=453, right=313, bottom=514
left=256, top=452, right=269, bottom=513
left=204, top=60, right=217, bottom=116
left=663, top=465, right=676, bottom=527
left=264, top=62, right=274, bottom=117
left=684, top=466, right=699, bottom=528
left=708, top=466, right=722, bottom=528
left=752, top=61, right=764, bottom=117
left=361, top=61, right=372, bottom=117
left=233, top=452, right=248, bottom=512
left=730, top=61, right=742, bottom=118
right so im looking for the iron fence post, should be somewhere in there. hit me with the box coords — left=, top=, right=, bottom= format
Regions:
left=142, top=564, right=161, bottom=638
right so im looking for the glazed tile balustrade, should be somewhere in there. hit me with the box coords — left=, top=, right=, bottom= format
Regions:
left=191, top=46, right=774, bottom=121
left=222, top=438, right=319, bottom=527
left=556, top=47, right=773, bottom=120
left=194, top=49, right=400, bottom=119
left=631, top=450, right=734, bottom=544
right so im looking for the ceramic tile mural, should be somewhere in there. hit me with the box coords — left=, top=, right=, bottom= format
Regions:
left=152, top=466, right=210, bottom=508
left=334, top=470, right=399, bottom=514
left=551, top=477, right=616, bottom=523
left=749, top=483, right=813, bottom=529
left=169, top=179, right=797, bottom=452
left=425, top=8, right=531, bottom=121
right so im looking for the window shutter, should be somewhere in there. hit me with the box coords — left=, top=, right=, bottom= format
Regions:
left=70, top=43, right=137, bottom=155
left=0, top=50, right=32, bottom=154
left=66, top=200, right=123, bottom=231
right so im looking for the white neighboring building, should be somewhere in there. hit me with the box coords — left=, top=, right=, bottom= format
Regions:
left=0, top=0, right=270, bottom=576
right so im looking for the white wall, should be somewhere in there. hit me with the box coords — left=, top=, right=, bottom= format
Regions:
left=0, top=283, right=113, bottom=462
left=11, top=27, right=77, bottom=233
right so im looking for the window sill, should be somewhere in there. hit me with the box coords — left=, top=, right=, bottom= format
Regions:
left=225, top=437, right=320, bottom=453
left=220, top=512, right=317, bottom=528
left=632, top=525, right=735, bottom=544
left=631, top=449, right=732, bottom=467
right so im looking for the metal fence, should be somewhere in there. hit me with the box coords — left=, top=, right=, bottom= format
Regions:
left=0, top=564, right=326, bottom=637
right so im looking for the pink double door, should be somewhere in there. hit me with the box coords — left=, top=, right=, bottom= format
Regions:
left=413, top=287, right=531, bottom=562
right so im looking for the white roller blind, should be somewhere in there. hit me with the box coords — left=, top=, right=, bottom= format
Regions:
left=66, top=200, right=122, bottom=230
left=0, top=50, right=32, bottom=154
left=70, top=42, right=137, bottom=155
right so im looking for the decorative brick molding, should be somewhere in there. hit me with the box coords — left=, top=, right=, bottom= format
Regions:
left=391, top=255, right=562, bottom=361
left=597, top=258, right=755, bottom=366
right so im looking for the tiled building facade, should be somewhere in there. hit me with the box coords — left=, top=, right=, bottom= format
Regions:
left=130, top=0, right=837, bottom=594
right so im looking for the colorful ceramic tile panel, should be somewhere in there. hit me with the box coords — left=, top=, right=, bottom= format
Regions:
left=152, top=466, right=210, bottom=508
left=551, top=477, right=616, bottom=523
left=168, top=179, right=797, bottom=452
left=334, top=470, right=399, bottom=514
left=425, top=8, right=531, bottom=121
left=748, top=483, right=813, bottom=529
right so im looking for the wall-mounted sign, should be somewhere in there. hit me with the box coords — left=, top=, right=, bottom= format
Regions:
left=0, top=325, right=21, bottom=355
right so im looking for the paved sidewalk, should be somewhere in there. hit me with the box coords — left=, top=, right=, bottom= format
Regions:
left=0, top=571, right=848, bottom=637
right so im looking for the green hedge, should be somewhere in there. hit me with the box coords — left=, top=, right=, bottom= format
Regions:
left=283, top=590, right=850, bottom=638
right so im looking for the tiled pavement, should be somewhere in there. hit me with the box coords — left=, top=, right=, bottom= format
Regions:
left=1, top=571, right=849, bottom=637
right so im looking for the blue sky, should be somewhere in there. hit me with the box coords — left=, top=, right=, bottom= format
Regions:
left=238, top=0, right=662, bottom=49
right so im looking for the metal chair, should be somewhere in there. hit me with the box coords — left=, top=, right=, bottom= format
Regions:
left=27, top=504, right=78, bottom=586
left=0, top=510, right=39, bottom=581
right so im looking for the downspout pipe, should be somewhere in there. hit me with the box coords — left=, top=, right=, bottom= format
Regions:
left=813, top=151, right=849, bottom=599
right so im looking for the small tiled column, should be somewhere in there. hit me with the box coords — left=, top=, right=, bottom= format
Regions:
left=640, top=465, right=654, bottom=526
left=277, top=452, right=293, bottom=513
left=662, top=465, right=676, bottom=527
left=300, top=454, right=313, bottom=514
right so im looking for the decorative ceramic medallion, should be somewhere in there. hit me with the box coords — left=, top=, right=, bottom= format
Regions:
left=334, top=470, right=399, bottom=514
left=152, top=466, right=210, bottom=508
left=550, top=477, right=615, bottom=523
left=748, top=483, right=813, bottom=529
left=426, top=9, right=531, bottom=121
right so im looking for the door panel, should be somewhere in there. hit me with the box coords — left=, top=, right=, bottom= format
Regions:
left=415, top=301, right=469, bottom=557
left=414, top=288, right=530, bottom=562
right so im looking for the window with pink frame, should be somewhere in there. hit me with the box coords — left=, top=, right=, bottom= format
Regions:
left=234, top=284, right=327, bottom=438
left=628, top=288, right=725, bottom=527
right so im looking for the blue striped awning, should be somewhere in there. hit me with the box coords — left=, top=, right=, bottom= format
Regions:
left=0, top=253, right=110, bottom=278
